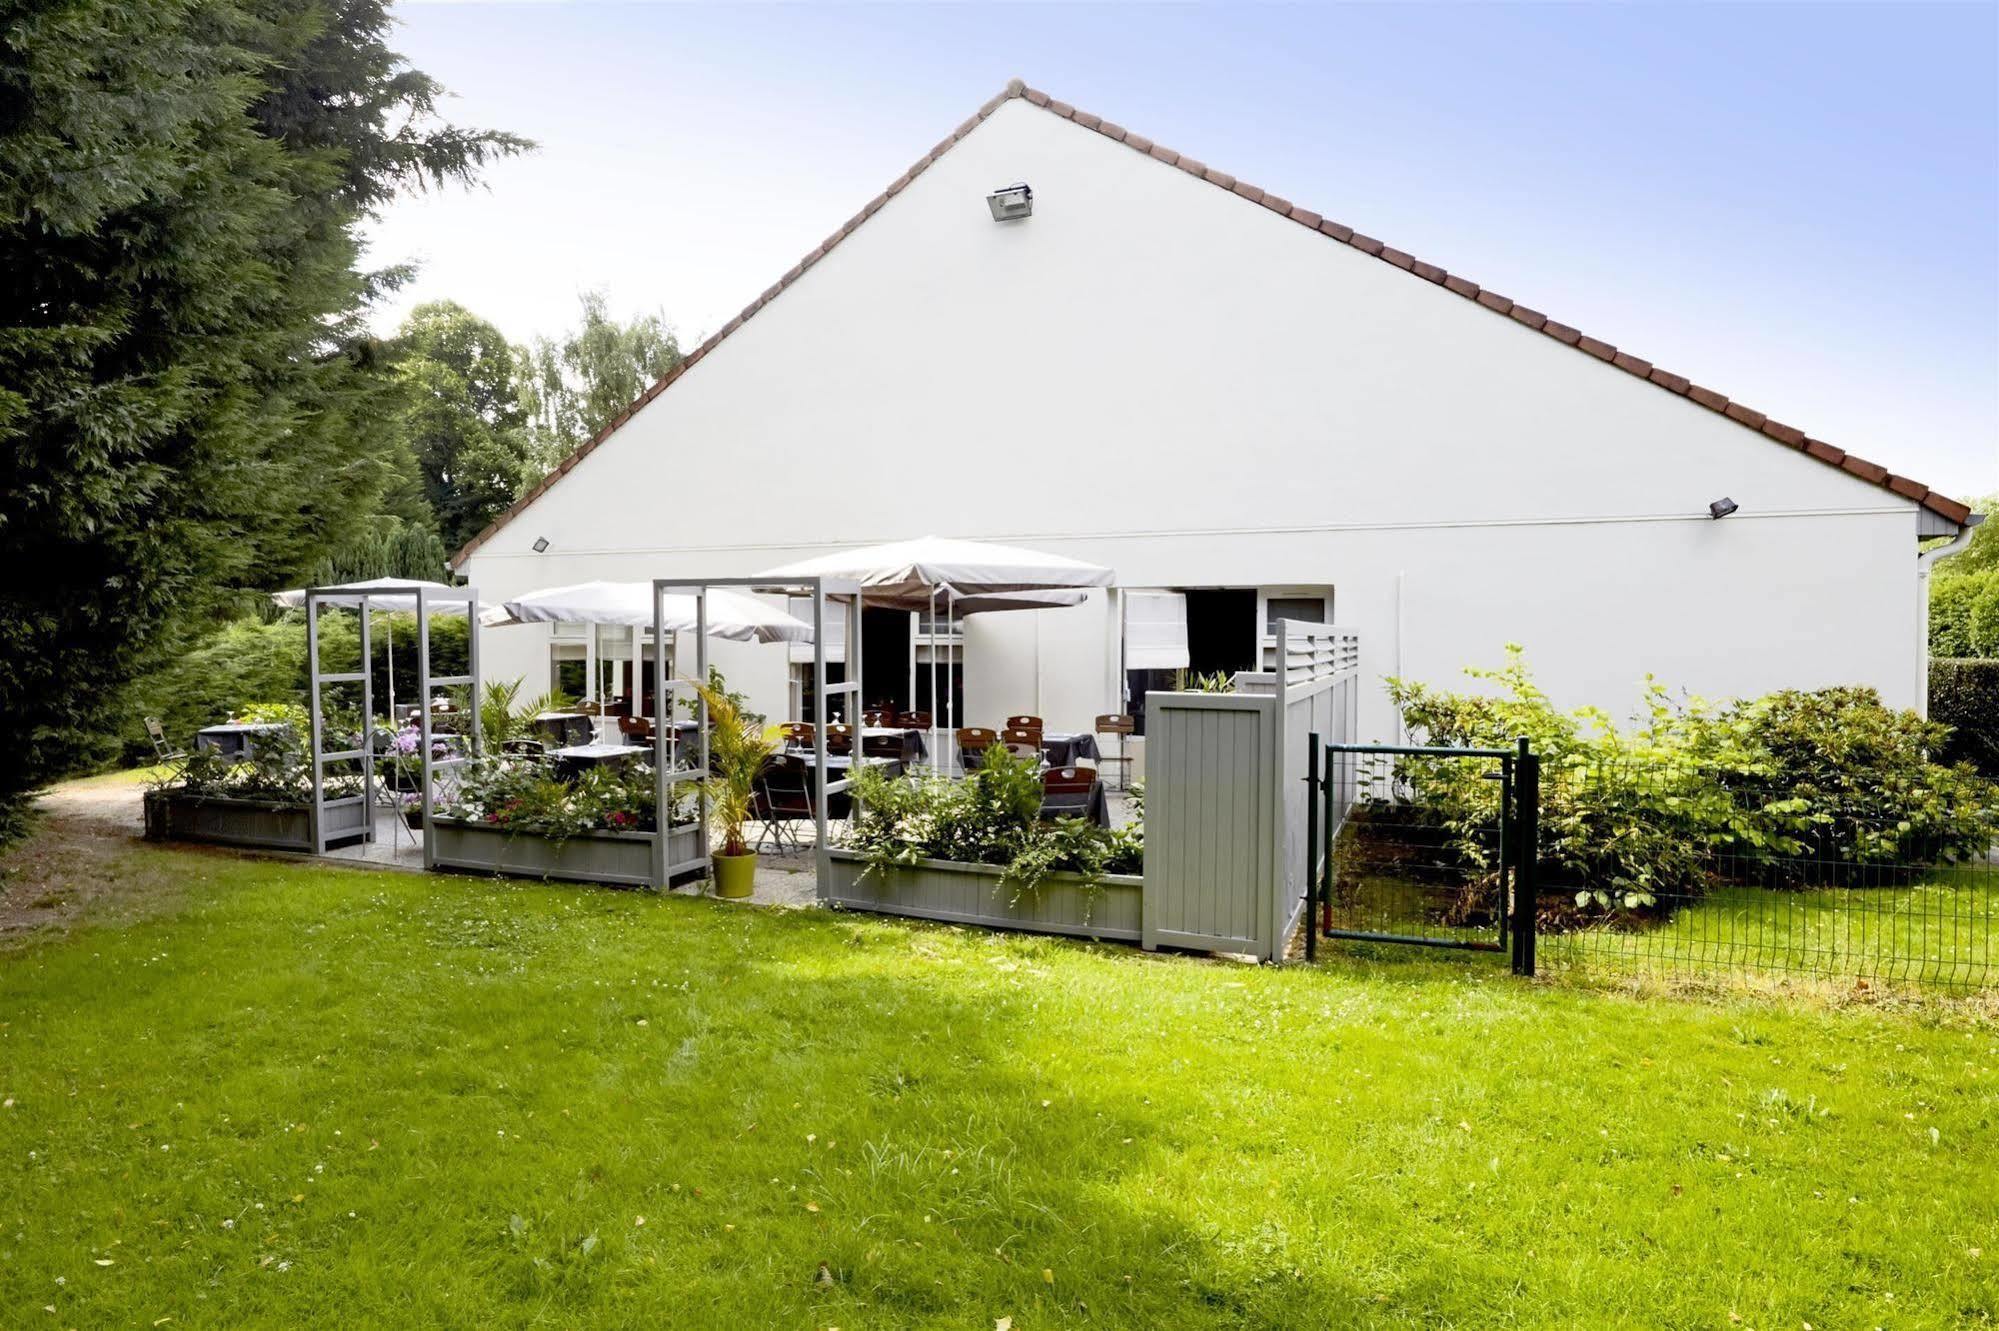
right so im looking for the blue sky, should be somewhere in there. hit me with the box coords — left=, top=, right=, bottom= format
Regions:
left=370, top=2, right=1997, bottom=498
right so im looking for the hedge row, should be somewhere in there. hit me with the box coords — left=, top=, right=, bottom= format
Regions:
left=1931, top=657, right=1999, bottom=777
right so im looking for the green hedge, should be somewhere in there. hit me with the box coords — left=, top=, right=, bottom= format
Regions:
left=1930, top=658, right=1999, bottom=777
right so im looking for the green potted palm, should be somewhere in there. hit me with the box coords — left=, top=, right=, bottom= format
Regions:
left=690, top=678, right=783, bottom=899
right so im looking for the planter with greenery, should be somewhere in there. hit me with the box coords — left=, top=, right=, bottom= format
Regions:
left=689, top=680, right=782, bottom=899
left=429, top=756, right=698, bottom=888
left=144, top=719, right=368, bottom=852
left=833, top=745, right=1143, bottom=937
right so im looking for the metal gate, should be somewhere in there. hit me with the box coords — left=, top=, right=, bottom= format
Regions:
left=1303, top=738, right=1539, bottom=975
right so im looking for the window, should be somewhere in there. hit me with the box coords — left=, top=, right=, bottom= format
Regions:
left=1265, top=596, right=1327, bottom=629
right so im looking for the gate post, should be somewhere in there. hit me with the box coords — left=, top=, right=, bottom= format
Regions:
left=1511, top=736, right=1539, bottom=977
left=1304, top=733, right=1319, bottom=961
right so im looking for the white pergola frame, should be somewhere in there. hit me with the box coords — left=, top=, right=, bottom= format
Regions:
left=304, top=583, right=483, bottom=856
left=413, top=584, right=484, bottom=869
left=651, top=575, right=864, bottom=891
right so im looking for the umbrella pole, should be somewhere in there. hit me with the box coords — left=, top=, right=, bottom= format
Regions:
left=945, top=586, right=955, bottom=773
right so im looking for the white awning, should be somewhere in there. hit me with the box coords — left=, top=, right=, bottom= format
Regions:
left=755, top=535, right=1113, bottom=609
left=1123, top=590, right=1189, bottom=670
left=483, top=582, right=812, bottom=644
left=270, top=577, right=484, bottom=614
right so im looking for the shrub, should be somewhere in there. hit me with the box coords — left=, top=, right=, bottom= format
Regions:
left=155, top=723, right=347, bottom=805
left=438, top=757, right=689, bottom=841
left=845, top=745, right=1141, bottom=897
left=1388, top=648, right=1996, bottom=915
left=1930, top=658, right=1999, bottom=778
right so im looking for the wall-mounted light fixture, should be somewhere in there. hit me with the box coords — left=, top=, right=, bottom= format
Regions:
left=986, top=182, right=1033, bottom=221
left=532, top=536, right=551, bottom=553
left=1708, top=498, right=1739, bottom=520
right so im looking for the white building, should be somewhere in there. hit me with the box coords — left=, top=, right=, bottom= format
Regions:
left=453, top=80, right=1975, bottom=757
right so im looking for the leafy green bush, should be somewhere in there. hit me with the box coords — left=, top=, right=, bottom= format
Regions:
left=1930, top=658, right=1999, bottom=777
left=1389, top=648, right=1996, bottom=914
left=156, top=724, right=352, bottom=805
left=845, top=745, right=1141, bottom=898
left=438, top=758, right=690, bottom=841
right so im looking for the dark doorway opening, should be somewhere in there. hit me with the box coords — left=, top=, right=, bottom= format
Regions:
left=861, top=608, right=911, bottom=713
left=1185, top=588, right=1257, bottom=679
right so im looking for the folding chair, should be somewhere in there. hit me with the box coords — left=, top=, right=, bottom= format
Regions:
left=1038, top=766, right=1098, bottom=821
left=144, top=717, right=188, bottom=777
left=824, top=723, right=855, bottom=756
left=1006, top=714, right=1044, bottom=732
left=1001, top=726, right=1043, bottom=763
left=754, top=754, right=813, bottom=853
left=1094, top=714, right=1136, bottom=791
left=956, top=727, right=998, bottom=771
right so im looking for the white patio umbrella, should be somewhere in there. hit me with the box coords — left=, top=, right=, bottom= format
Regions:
left=269, top=578, right=486, bottom=729
left=483, top=581, right=812, bottom=642
left=754, top=537, right=1114, bottom=761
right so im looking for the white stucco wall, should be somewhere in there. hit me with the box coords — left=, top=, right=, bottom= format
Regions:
left=462, top=97, right=1928, bottom=744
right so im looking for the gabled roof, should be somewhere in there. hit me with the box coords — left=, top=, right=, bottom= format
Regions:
left=452, top=79, right=1972, bottom=565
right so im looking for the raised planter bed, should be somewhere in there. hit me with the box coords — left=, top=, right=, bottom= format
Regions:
left=143, top=790, right=369, bottom=853
left=822, top=848, right=1142, bottom=942
left=428, top=818, right=704, bottom=888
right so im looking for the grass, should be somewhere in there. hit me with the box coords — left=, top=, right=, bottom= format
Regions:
left=1, top=834, right=1995, bottom=1328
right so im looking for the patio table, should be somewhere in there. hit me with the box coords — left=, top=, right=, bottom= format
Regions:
left=797, top=755, right=904, bottom=818
left=533, top=712, right=593, bottom=748
left=195, top=722, right=287, bottom=761
left=548, top=742, right=648, bottom=779
left=859, top=727, right=928, bottom=763
left=1041, top=732, right=1100, bottom=767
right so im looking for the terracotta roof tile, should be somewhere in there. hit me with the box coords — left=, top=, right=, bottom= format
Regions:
left=450, top=80, right=1968, bottom=565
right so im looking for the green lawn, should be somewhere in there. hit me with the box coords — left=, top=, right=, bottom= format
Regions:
left=1, top=834, right=1994, bottom=1328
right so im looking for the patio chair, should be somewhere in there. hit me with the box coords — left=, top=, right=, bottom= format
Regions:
left=956, top=727, right=998, bottom=770
left=781, top=721, right=815, bottom=751
left=1095, top=713, right=1136, bottom=790
left=1001, top=726, right=1042, bottom=762
left=754, top=754, right=813, bottom=853
left=901, top=710, right=932, bottom=730
left=824, top=723, right=855, bottom=755
left=619, top=715, right=654, bottom=746
left=144, top=717, right=187, bottom=771
left=1039, top=766, right=1097, bottom=821
left=1006, top=714, right=1044, bottom=732
left=501, top=738, right=549, bottom=758
left=861, top=707, right=894, bottom=728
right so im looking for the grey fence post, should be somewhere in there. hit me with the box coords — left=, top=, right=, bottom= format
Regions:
left=1511, top=736, right=1538, bottom=977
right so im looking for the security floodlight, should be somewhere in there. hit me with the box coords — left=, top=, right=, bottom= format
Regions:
left=532, top=536, right=551, bottom=553
left=986, top=182, right=1033, bottom=221
left=1708, top=498, right=1739, bottom=520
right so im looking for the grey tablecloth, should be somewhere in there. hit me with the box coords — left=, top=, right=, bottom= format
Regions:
left=195, top=722, right=286, bottom=760
left=1041, top=732, right=1100, bottom=767
left=533, top=712, right=593, bottom=747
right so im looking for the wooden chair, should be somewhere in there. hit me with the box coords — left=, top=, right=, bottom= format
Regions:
left=618, top=715, right=654, bottom=746
left=1006, top=714, right=1044, bottom=732
left=824, top=723, right=854, bottom=755
left=956, top=727, right=998, bottom=771
left=900, top=710, right=932, bottom=730
left=1094, top=714, right=1135, bottom=790
left=1001, top=726, right=1042, bottom=762
left=144, top=717, right=187, bottom=772
left=781, top=721, right=814, bottom=750
left=1038, top=766, right=1097, bottom=821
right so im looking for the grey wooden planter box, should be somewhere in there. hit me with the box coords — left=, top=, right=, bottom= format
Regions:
left=144, top=790, right=368, bottom=853
left=822, top=849, right=1142, bottom=942
left=428, top=819, right=702, bottom=888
